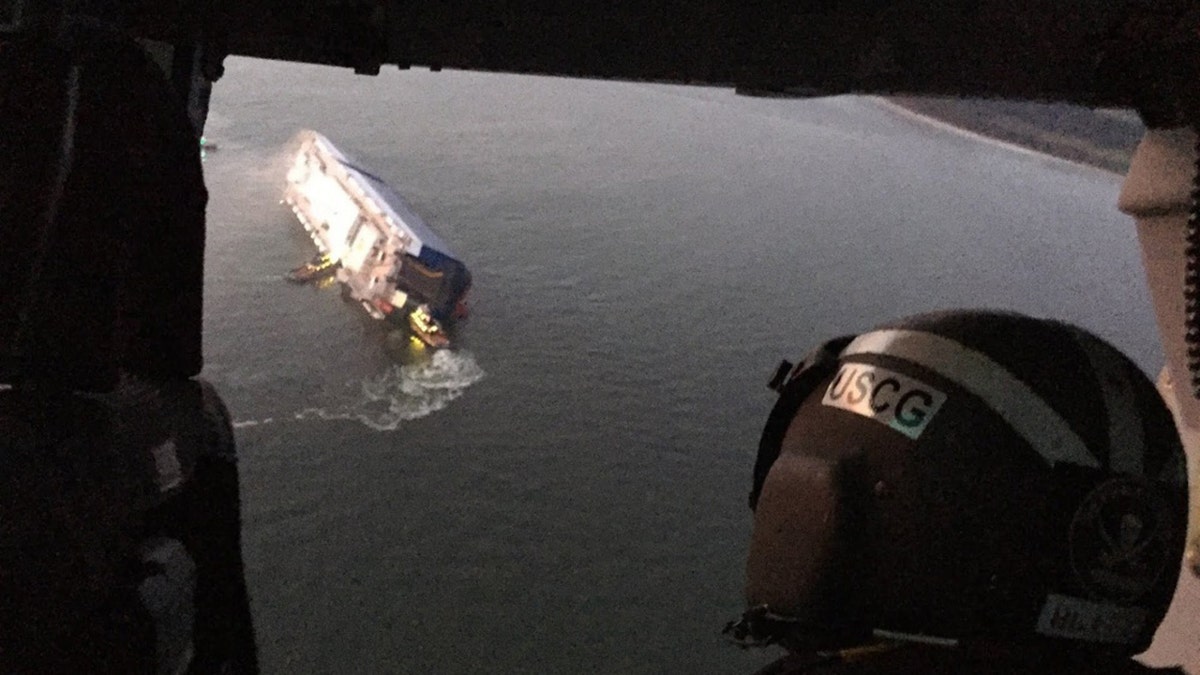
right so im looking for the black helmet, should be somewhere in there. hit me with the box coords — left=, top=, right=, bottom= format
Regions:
left=740, top=310, right=1188, bottom=659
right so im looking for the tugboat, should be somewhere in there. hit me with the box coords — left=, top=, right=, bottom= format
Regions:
left=283, top=130, right=472, bottom=344
left=407, top=304, right=451, bottom=349
left=285, top=253, right=337, bottom=284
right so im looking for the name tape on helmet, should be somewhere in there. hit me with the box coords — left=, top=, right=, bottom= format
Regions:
left=1035, top=594, right=1147, bottom=645
left=843, top=329, right=1101, bottom=469
left=821, top=363, right=946, bottom=439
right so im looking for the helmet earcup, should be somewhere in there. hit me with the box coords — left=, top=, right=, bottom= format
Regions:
left=750, top=336, right=852, bottom=510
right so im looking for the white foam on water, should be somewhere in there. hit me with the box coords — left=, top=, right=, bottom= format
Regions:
left=296, top=350, right=484, bottom=431
left=232, top=417, right=277, bottom=429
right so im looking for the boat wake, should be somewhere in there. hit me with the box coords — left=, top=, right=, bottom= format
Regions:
left=294, top=350, right=484, bottom=431
left=231, top=418, right=276, bottom=429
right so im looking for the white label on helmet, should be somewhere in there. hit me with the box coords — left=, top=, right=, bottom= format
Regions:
left=1035, top=594, right=1147, bottom=644
left=821, top=363, right=946, bottom=439
left=844, top=329, right=1100, bottom=469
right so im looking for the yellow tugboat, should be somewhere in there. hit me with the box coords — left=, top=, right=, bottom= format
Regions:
left=285, top=253, right=337, bottom=284
left=407, top=304, right=450, bottom=349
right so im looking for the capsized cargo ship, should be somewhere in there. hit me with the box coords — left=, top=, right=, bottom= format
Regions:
left=283, top=131, right=471, bottom=347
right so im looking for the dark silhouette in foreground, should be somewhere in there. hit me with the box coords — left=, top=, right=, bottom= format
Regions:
left=0, top=11, right=257, bottom=674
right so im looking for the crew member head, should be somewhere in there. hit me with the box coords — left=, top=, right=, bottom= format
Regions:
left=734, top=310, right=1188, bottom=663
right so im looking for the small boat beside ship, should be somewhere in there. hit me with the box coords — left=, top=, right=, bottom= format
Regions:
left=285, top=253, right=337, bottom=284
left=283, top=131, right=472, bottom=348
left=407, top=304, right=451, bottom=349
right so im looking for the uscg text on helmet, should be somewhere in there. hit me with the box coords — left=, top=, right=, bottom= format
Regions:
left=821, top=363, right=947, bottom=439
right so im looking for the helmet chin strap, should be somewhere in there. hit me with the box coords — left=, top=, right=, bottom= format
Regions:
left=870, top=629, right=958, bottom=648
left=723, top=606, right=963, bottom=670
left=722, top=604, right=805, bottom=648
left=724, top=611, right=1131, bottom=672
left=725, top=604, right=959, bottom=644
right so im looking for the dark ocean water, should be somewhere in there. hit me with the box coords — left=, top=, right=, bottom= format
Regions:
left=200, top=58, right=1159, bottom=674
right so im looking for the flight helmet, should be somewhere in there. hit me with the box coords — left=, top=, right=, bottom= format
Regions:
left=739, top=309, right=1188, bottom=659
